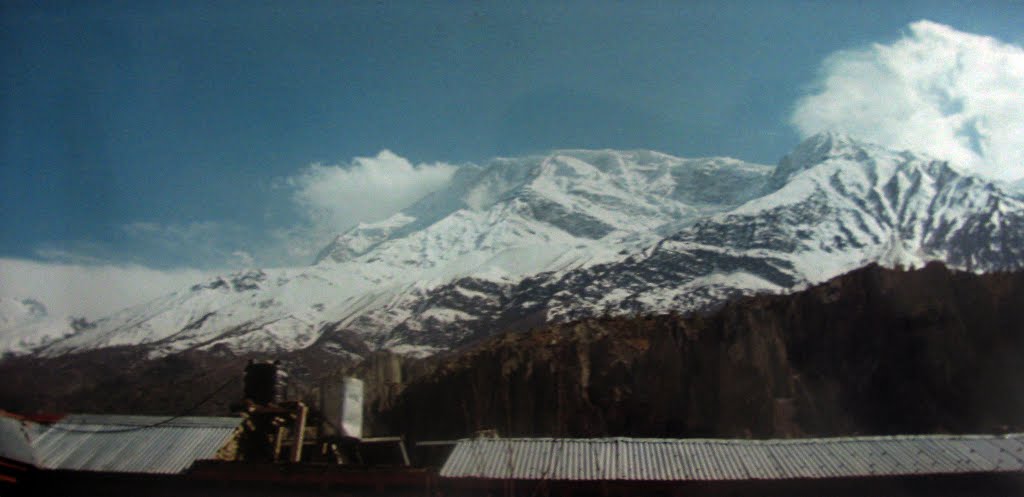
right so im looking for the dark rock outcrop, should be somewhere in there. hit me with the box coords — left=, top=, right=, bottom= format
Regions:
left=379, top=262, right=1024, bottom=441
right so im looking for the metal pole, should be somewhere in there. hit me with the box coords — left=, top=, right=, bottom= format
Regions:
left=290, top=402, right=308, bottom=463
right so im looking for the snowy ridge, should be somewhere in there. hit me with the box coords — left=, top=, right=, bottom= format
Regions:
left=375, top=134, right=1024, bottom=348
left=30, top=149, right=772, bottom=358
left=12, top=135, right=1024, bottom=358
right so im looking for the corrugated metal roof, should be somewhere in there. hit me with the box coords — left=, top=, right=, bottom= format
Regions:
left=440, top=434, right=1024, bottom=481
left=31, top=414, right=242, bottom=475
left=0, top=414, right=42, bottom=465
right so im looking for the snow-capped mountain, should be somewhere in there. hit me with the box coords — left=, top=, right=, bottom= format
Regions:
left=369, top=132, right=1024, bottom=349
left=32, top=150, right=772, bottom=358
left=565, top=132, right=1024, bottom=302
left=16, top=133, right=1024, bottom=359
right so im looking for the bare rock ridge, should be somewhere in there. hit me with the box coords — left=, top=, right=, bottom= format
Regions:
left=376, top=262, right=1024, bottom=441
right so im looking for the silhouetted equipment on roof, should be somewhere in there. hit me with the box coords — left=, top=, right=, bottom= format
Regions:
left=320, top=377, right=364, bottom=439
left=1, top=358, right=421, bottom=494
left=233, top=359, right=410, bottom=469
left=243, top=360, right=286, bottom=405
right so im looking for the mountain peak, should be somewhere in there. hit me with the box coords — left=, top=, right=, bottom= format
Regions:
left=15, top=137, right=1024, bottom=360
left=313, top=149, right=774, bottom=267
left=769, top=132, right=892, bottom=190
left=799, top=130, right=857, bottom=148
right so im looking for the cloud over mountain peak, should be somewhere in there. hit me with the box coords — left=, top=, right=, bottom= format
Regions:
left=792, top=20, right=1024, bottom=182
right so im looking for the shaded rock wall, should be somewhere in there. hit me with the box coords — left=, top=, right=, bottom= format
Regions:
left=0, top=348, right=249, bottom=415
left=380, top=263, right=1024, bottom=441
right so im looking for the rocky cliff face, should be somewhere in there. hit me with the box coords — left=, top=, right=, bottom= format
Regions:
left=378, top=262, right=1024, bottom=441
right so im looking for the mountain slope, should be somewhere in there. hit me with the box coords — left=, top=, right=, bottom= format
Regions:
left=15, top=133, right=1024, bottom=359
left=32, top=150, right=773, bottom=358
left=373, top=133, right=1024, bottom=349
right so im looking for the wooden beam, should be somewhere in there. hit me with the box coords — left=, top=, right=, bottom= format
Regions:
left=289, top=403, right=308, bottom=463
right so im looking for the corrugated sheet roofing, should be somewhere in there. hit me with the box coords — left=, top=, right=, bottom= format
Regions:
left=29, top=414, right=242, bottom=475
left=0, top=414, right=41, bottom=465
left=441, top=435, right=1024, bottom=481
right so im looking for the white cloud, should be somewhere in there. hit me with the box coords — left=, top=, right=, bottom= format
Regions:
left=231, top=250, right=255, bottom=267
left=792, top=20, right=1024, bottom=182
left=289, top=150, right=458, bottom=233
left=0, top=258, right=213, bottom=319
left=0, top=150, right=459, bottom=323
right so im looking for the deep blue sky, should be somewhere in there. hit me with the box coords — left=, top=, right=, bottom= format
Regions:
left=2, top=1, right=1023, bottom=268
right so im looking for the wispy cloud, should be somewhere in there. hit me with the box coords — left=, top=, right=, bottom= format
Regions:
left=792, top=20, right=1024, bottom=182
left=288, top=150, right=458, bottom=232
left=279, top=150, right=458, bottom=261
left=117, top=151, right=460, bottom=267
left=0, top=258, right=213, bottom=319
left=0, top=150, right=461, bottom=320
